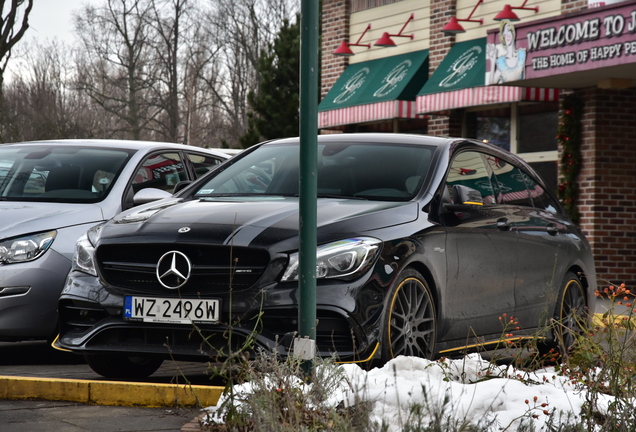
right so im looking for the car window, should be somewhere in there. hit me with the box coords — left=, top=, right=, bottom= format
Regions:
left=0, top=146, right=133, bottom=202
left=24, top=171, right=47, bottom=194
left=0, top=168, right=47, bottom=196
left=522, top=170, right=560, bottom=212
left=132, top=152, right=187, bottom=194
left=187, top=152, right=224, bottom=179
left=489, top=159, right=534, bottom=207
left=196, top=146, right=294, bottom=195
left=193, top=142, right=434, bottom=201
left=445, top=151, right=496, bottom=205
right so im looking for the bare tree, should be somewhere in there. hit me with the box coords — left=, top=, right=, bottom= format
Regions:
left=3, top=40, right=102, bottom=141
left=0, top=0, right=33, bottom=92
left=148, top=0, right=186, bottom=142
left=145, top=0, right=300, bottom=147
left=200, top=0, right=298, bottom=147
left=0, top=0, right=33, bottom=141
left=180, top=14, right=226, bottom=147
left=2, top=0, right=298, bottom=145
left=74, top=0, right=159, bottom=140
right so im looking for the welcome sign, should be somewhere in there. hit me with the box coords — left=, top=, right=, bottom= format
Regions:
left=486, top=2, right=636, bottom=81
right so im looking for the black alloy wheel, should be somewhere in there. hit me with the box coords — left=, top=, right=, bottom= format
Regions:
left=381, top=269, right=437, bottom=362
left=556, top=272, right=587, bottom=354
left=84, top=354, right=164, bottom=379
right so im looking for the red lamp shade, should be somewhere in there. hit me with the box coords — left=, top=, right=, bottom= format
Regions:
left=374, top=32, right=397, bottom=47
left=494, top=1, right=539, bottom=21
left=441, top=17, right=466, bottom=35
left=374, top=14, right=415, bottom=47
left=333, top=41, right=355, bottom=56
left=332, top=23, right=372, bottom=56
left=494, top=4, right=520, bottom=21
left=440, top=0, right=484, bottom=35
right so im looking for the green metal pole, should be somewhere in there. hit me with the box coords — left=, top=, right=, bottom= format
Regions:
left=296, top=0, right=318, bottom=372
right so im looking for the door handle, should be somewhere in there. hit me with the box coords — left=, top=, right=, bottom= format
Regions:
left=546, top=223, right=559, bottom=236
left=496, top=218, right=511, bottom=231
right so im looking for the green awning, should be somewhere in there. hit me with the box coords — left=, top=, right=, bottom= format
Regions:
left=318, top=50, right=428, bottom=128
left=416, top=38, right=558, bottom=114
left=418, top=38, right=486, bottom=97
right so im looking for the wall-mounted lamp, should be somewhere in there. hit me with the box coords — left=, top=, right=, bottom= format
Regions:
left=494, top=0, right=539, bottom=21
left=333, top=24, right=372, bottom=56
left=441, top=0, right=483, bottom=36
left=374, top=13, right=415, bottom=47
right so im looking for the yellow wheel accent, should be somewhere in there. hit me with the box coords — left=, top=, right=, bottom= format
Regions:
left=558, top=274, right=586, bottom=353
left=382, top=270, right=436, bottom=361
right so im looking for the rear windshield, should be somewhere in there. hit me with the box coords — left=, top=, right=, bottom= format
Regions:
left=194, top=141, right=434, bottom=201
left=0, top=145, right=134, bottom=203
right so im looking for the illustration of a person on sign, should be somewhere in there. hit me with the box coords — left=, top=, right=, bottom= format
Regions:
left=487, top=20, right=526, bottom=83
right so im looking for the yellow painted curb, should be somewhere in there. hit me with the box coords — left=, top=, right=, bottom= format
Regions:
left=0, top=376, right=224, bottom=408
left=592, top=312, right=636, bottom=328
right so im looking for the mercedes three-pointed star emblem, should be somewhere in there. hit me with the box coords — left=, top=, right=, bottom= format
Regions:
left=156, top=251, right=192, bottom=289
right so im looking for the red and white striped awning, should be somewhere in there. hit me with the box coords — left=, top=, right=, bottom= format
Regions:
left=319, top=100, right=424, bottom=129
left=416, top=86, right=559, bottom=114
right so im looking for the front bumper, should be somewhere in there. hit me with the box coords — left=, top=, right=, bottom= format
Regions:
left=0, top=250, right=71, bottom=340
left=56, top=270, right=385, bottom=363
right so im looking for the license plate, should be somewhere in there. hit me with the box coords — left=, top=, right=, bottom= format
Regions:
left=124, top=296, right=220, bottom=324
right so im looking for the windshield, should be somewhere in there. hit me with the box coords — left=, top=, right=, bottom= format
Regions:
left=0, top=145, right=133, bottom=203
left=194, top=141, right=434, bottom=201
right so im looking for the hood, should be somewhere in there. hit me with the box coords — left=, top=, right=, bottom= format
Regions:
left=0, top=202, right=105, bottom=238
left=104, top=197, right=420, bottom=249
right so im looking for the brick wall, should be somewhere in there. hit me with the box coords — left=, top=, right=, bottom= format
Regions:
left=575, top=87, right=636, bottom=286
left=321, top=0, right=350, bottom=100
left=561, top=0, right=587, bottom=14
left=427, top=0, right=462, bottom=137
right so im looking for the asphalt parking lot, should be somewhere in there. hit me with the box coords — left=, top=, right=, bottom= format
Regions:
left=0, top=399, right=202, bottom=432
left=0, top=341, right=221, bottom=432
left=0, top=341, right=220, bottom=384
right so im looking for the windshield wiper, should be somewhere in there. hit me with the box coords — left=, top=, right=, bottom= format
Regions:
left=198, top=193, right=299, bottom=198
left=317, top=194, right=368, bottom=200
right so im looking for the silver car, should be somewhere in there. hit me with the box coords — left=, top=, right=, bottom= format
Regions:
left=0, top=139, right=230, bottom=341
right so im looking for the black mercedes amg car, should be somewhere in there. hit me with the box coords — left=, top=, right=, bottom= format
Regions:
left=55, top=133, right=596, bottom=378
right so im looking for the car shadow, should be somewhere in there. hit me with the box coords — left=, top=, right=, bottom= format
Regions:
left=0, top=340, right=84, bottom=366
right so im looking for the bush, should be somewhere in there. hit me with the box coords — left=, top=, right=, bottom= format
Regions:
left=195, top=284, right=636, bottom=432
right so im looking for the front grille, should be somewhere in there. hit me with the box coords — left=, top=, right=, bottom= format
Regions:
left=97, top=243, right=269, bottom=295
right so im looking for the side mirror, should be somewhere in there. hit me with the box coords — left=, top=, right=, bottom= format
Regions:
left=173, top=180, right=192, bottom=194
left=443, top=185, right=484, bottom=212
left=132, top=188, right=172, bottom=206
left=452, top=184, right=483, bottom=205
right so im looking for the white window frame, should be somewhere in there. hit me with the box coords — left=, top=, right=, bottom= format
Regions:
left=463, top=102, right=558, bottom=166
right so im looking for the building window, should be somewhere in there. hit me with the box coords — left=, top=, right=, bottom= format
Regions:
left=518, top=103, right=558, bottom=154
left=517, top=102, right=558, bottom=194
left=465, top=107, right=511, bottom=151
left=464, top=102, right=559, bottom=194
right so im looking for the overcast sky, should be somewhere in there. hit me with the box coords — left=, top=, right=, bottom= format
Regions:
left=27, top=0, right=99, bottom=44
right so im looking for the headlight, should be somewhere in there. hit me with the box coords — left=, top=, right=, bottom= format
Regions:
left=0, top=230, right=56, bottom=264
left=281, top=237, right=381, bottom=282
left=71, top=224, right=104, bottom=276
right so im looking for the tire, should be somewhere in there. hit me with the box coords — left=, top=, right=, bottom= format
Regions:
left=380, top=269, right=437, bottom=362
left=552, top=272, right=587, bottom=355
left=84, top=354, right=163, bottom=379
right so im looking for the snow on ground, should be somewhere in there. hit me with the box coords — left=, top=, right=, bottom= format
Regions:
left=204, top=354, right=616, bottom=431
left=327, top=354, right=605, bottom=431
